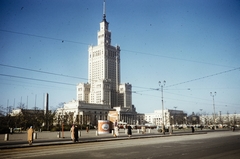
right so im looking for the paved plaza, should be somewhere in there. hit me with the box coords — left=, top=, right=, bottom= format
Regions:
left=1, top=128, right=236, bottom=149
left=0, top=128, right=197, bottom=148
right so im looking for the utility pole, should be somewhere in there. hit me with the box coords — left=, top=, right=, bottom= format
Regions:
left=210, top=92, right=217, bottom=129
left=159, top=81, right=166, bottom=135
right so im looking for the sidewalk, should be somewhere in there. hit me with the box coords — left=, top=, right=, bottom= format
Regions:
left=0, top=129, right=206, bottom=149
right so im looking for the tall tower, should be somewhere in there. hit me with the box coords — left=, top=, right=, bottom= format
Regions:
left=88, top=1, right=121, bottom=108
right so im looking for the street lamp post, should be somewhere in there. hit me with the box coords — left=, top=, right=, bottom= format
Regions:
left=174, top=106, right=177, bottom=125
left=200, top=109, right=203, bottom=125
left=79, top=112, right=83, bottom=137
left=61, top=108, right=64, bottom=138
left=159, top=81, right=166, bottom=135
left=210, top=92, right=217, bottom=129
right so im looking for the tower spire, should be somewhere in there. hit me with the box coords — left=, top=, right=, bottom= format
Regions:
left=103, top=0, right=106, bottom=20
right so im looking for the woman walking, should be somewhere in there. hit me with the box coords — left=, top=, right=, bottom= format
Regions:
left=169, top=124, right=173, bottom=135
left=70, top=125, right=75, bottom=141
left=114, top=120, right=119, bottom=137
left=27, top=126, right=34, bottom=145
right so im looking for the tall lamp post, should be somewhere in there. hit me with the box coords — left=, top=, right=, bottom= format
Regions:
left=60, top=108, right=64, bottom=138
left=200, top=109, right=203, bottom=125
left=174, top=106, right=177, bottom=125
left=159, top=81, right=166, bottom=134
left=210, top=92, right=217, bottom=129
left=79, top=112, right=83, bottom=137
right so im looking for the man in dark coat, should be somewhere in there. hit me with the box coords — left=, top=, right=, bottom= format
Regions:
left=191, top=126, right=195, bottom=133
left=74, top=125, right=79, bottom=142
left=127, top=124, right=132, bottom=138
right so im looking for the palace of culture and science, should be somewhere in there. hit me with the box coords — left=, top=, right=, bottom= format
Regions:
left=9, top=2, right=240, bottom=130
left=56, top=2, right=140, bottom=126
left=78, top=11, right=129, bottom=108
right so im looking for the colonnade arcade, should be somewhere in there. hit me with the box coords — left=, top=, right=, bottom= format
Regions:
left=119, top=112, right=137, bottom=125
left=76, top=110, right=137, bottom=126
left=76, top=109, right=109, bottom=127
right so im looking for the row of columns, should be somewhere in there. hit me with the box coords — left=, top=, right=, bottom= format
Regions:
left=77, top=114, right=136, bottom=125
left=120, top=114, right=136, bottom=125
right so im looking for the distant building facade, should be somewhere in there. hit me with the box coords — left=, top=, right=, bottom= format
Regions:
left=145, top=109, right=187, bottom=126
left=188, top=112, right=200, bottom=125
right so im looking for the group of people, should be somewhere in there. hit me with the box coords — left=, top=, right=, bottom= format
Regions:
left=114, top=120, right=132, bottom=138
left=70, top=125, right=79, bottom=142
left=27, top=125, right=80, bottom=145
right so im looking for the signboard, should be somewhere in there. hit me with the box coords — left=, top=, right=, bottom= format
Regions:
left=108, top=111, right=118, bottom=123
left=98, top=120, right=110, bottom=134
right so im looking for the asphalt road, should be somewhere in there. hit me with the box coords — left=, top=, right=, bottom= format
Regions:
left=1, top=131, right=239, bottom=159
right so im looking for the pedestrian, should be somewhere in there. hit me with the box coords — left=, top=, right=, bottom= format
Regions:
left=169, top=124, right=173, bottom=135
left=86, top=126, right=89, bottom=133
left=232, top=126, right=235, bottom=132
left=9, top=127, right=13, bottom=134
left=114, top=120, right=119, bottom=137
left=74, top=125, right=79, bottom=142
left=70, top=125, right=75, bottom=141
left=127, top=124, right=132, bottom=138
left=191, top=126, right=195, bottom=133
left=27, top=126, right=34, bottom=145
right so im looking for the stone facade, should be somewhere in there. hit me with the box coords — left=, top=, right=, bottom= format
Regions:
left=145, top=109, right=187, bottom=126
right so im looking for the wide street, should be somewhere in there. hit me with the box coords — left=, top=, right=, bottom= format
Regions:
left=1, top=131, right=239, bottom=159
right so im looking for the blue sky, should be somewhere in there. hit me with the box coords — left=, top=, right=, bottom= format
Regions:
left=0, top=0, right=239, bottom=115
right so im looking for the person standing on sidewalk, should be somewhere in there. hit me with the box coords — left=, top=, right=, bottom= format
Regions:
left=191, top=126, right=195, bottom=133
left=86, top=126, right=89, bottom=133
left=169, top=124, right=173, bottom=135
left=70, top=125, right=75, bottom=141
left=114, top=120, right=119, bottom=137
left=74, top=125, right=79, bottom=142
left=127, top=124, right=132, bottom=138
left=27, top=126, right=34, bottom=145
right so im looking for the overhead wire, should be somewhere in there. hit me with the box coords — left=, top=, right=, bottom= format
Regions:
left=0, top=63, right=88, bottom=81
left=132, top=67, right=240, bottom=91
left=1, top=63, right=238, bottom=91
left=165, top=67, right=240, bottom=88
left=132, top=90, right=239, bottom=110
left=0, top=29, right=237, bottom=68
left=0, top=73, right=76, bottom=86
left=1, top=64, right=239, bottom=104
left=0, top=29, right=89, bottom=45
left=1, top=29, right=239, bottom=110
left=0, top=77, right=76, bottom=91
left=1, top=29, right=239, bottom=90
left=121, top=48, right=235, bottom=68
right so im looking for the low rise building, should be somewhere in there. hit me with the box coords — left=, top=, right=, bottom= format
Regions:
left=145, top=109, right=187, bottom=127
left=55, top=100, right=138, bottom=127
